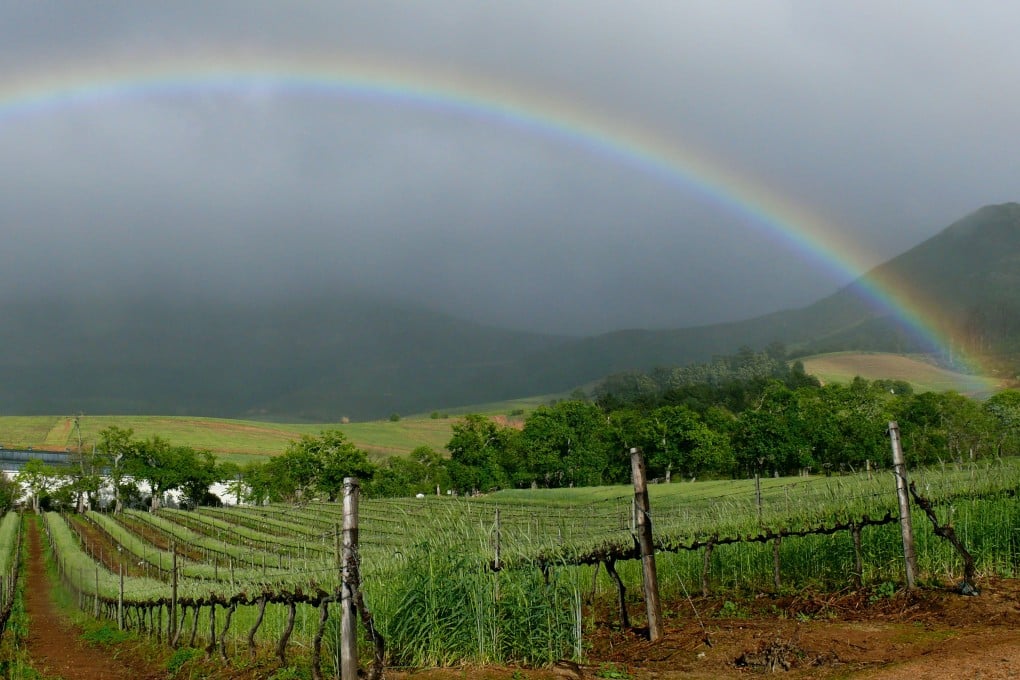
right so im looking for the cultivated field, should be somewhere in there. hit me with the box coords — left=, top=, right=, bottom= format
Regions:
left=2, top=458, right=1016, bottom=677
left=0, top=396, right=559, bottom=462
left=799, top=351, right=1004, bottom=395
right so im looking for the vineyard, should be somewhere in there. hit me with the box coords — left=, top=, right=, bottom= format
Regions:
left=1, top=459, right=1019, bottom=677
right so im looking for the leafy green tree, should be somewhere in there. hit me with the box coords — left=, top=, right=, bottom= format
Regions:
left=247, top=430, right=375, bottom=503
left=297, top=430, right=375, bottom=501
left=984, top=389, right=1020, bottom=456
left=178, top=449, right=224, bottom=508
left=0, top=474, right=19, bottom=513
left=731, top=382, right=809, bottom=475
left=16, top=458, right=60, bottom=513
left=95, top=426, right=136, bottom=513
left=365, top=456, right=435, bottom=497
left=804, top=380, right=891, bottom=473
left=893, top=391, right=987, bottom=465
left=446, top=414, right=516, bottom=492
left=519, top=401, right=613, bottom=487
left=123, top=436, right=190, bottom=512
left=640, top=406, right=730, bottom=481
left=410, top=445, right=450, bottom=494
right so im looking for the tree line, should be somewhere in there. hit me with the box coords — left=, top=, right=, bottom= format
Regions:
left=6, top=348, right=1018, bottom=508
left=4, top=426, right=230, bottom=513
left=239, top=349, right=1020, bottom=500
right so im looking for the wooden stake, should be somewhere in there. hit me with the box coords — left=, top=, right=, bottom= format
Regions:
left=118, top=564, right=124, bottom=630
left=171, top=545, right=179, bottom=644
left=341, top=477, right=361, bottom=680
left=888, top=421, right=917, bottom=589
left=493, top=508, right=501, bottom=571
left=851, top=523, right=863, bottom=588
left=630, top=448, right=663, bottom=641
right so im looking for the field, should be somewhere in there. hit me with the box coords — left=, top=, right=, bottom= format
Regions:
left=799, top=351, right=1005, bottom=396
left=0, top=395, right=563, bottom=463
left=2, top=456, right=1016, bottom=678
left=0, top=414, right=453, bottom=463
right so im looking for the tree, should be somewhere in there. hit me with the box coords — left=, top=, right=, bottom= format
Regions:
left=16, top=458, right=60, bottom=513
left=640, top=406, right=730, bottom=481
left=95, top=426, right=136, bottom=513
left=984, top=389, right=1020, bottom=457
left=519, top=401, right=613, bottom=487
left=246, top=431, right=375, bottom=503
left=178, top=449, right=224, bottom=508
left=219, top=461, right=245, bottom=505
left=364, top=456, right=434, bottom=498
left=123, top=436, right=189, bottom=512
left=731, top=382, right=807, bottom=475
left=410, top=445, right=450, bottom=494
left=66, top=415, right=103, bottom=513
left=446, top=414, right=516, bottom=492
left=0, top=474, right=19, bottom=513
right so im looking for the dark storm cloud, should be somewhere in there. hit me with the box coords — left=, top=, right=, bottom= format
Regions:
left=1, top=2, right=1018, bottom=334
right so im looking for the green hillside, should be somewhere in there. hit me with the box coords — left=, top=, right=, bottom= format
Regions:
left=799, top=352, right=1004, bottom=396
left=511, top=203, right=1020, bottom=392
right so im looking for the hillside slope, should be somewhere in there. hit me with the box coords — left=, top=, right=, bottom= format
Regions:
left=1, top=204, right=1016, bottom=419
left=509, top=203, right=1020, bottom=392
left=0, top=293, right=565, bottom=420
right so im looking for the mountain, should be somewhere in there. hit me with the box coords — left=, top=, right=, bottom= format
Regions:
left=507, top=203, right=1020, bottom=391
left=0, top=293, right=566, bottom=421
left=1, top=204, right=1017, bottom=419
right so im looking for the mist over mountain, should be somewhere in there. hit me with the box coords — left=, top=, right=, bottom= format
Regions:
left=1, top=204, right=1017, bottom=420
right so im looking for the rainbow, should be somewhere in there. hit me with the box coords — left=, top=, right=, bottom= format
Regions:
left=0, top=53, right=993, bottom=383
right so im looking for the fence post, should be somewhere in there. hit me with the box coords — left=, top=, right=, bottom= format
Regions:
left=118, top=564, right=124, bottom=630
left=171, top=544, right=179, bottom=641
left=888, top=421, right=917, bottom=589
left=341, top=477, right=361, bottom=680
left=754, top=471, right=763, bottom=527
left=493, top=508, right=501, bottom=571
left=630, top=447, right=663, bottom=642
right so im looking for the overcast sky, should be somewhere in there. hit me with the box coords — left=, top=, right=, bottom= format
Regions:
left=1, top=2, right=1017, bottom=335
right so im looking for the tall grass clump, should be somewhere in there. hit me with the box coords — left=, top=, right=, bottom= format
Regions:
left=368, top=541, right=580, bottom=667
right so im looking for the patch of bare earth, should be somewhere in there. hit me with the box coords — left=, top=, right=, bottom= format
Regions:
left=23, top=518, right=163, bottom=680
left=393, top=579, right=1020, bottom=680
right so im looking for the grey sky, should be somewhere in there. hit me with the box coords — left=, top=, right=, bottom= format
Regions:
left=1, top=2, right=1017, bottom=334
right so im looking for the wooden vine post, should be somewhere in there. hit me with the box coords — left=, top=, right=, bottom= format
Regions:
left=630, top=447, right=663, bottom=642
left=118, top=564, right=125, bottom=630
left=340, top=477, right=361, bottom=680
left=493, top=508, right=501, bottom=571
left=171, top=543, right=179, bottom=644
left=888, top=421, right=917, bottom=589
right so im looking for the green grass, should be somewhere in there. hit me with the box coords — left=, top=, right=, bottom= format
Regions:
left=0, top=394, right=564, bottom=463
left=799, top=351, right=1004, bottom=396
left=0, top=415, right=453, bottom=464
left=0, top=417, right=62, bottom=451
left=0, top=390, right=567, bottom=462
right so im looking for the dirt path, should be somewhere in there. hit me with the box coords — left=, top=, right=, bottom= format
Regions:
left=22, top=518, right=160, bottom=680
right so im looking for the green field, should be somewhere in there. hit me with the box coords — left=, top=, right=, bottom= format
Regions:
left=799, top=351, right=1004, bottom=396
left=0, top=393, right=566, bottom=462
left=0, top=414, right=451, bottom=463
